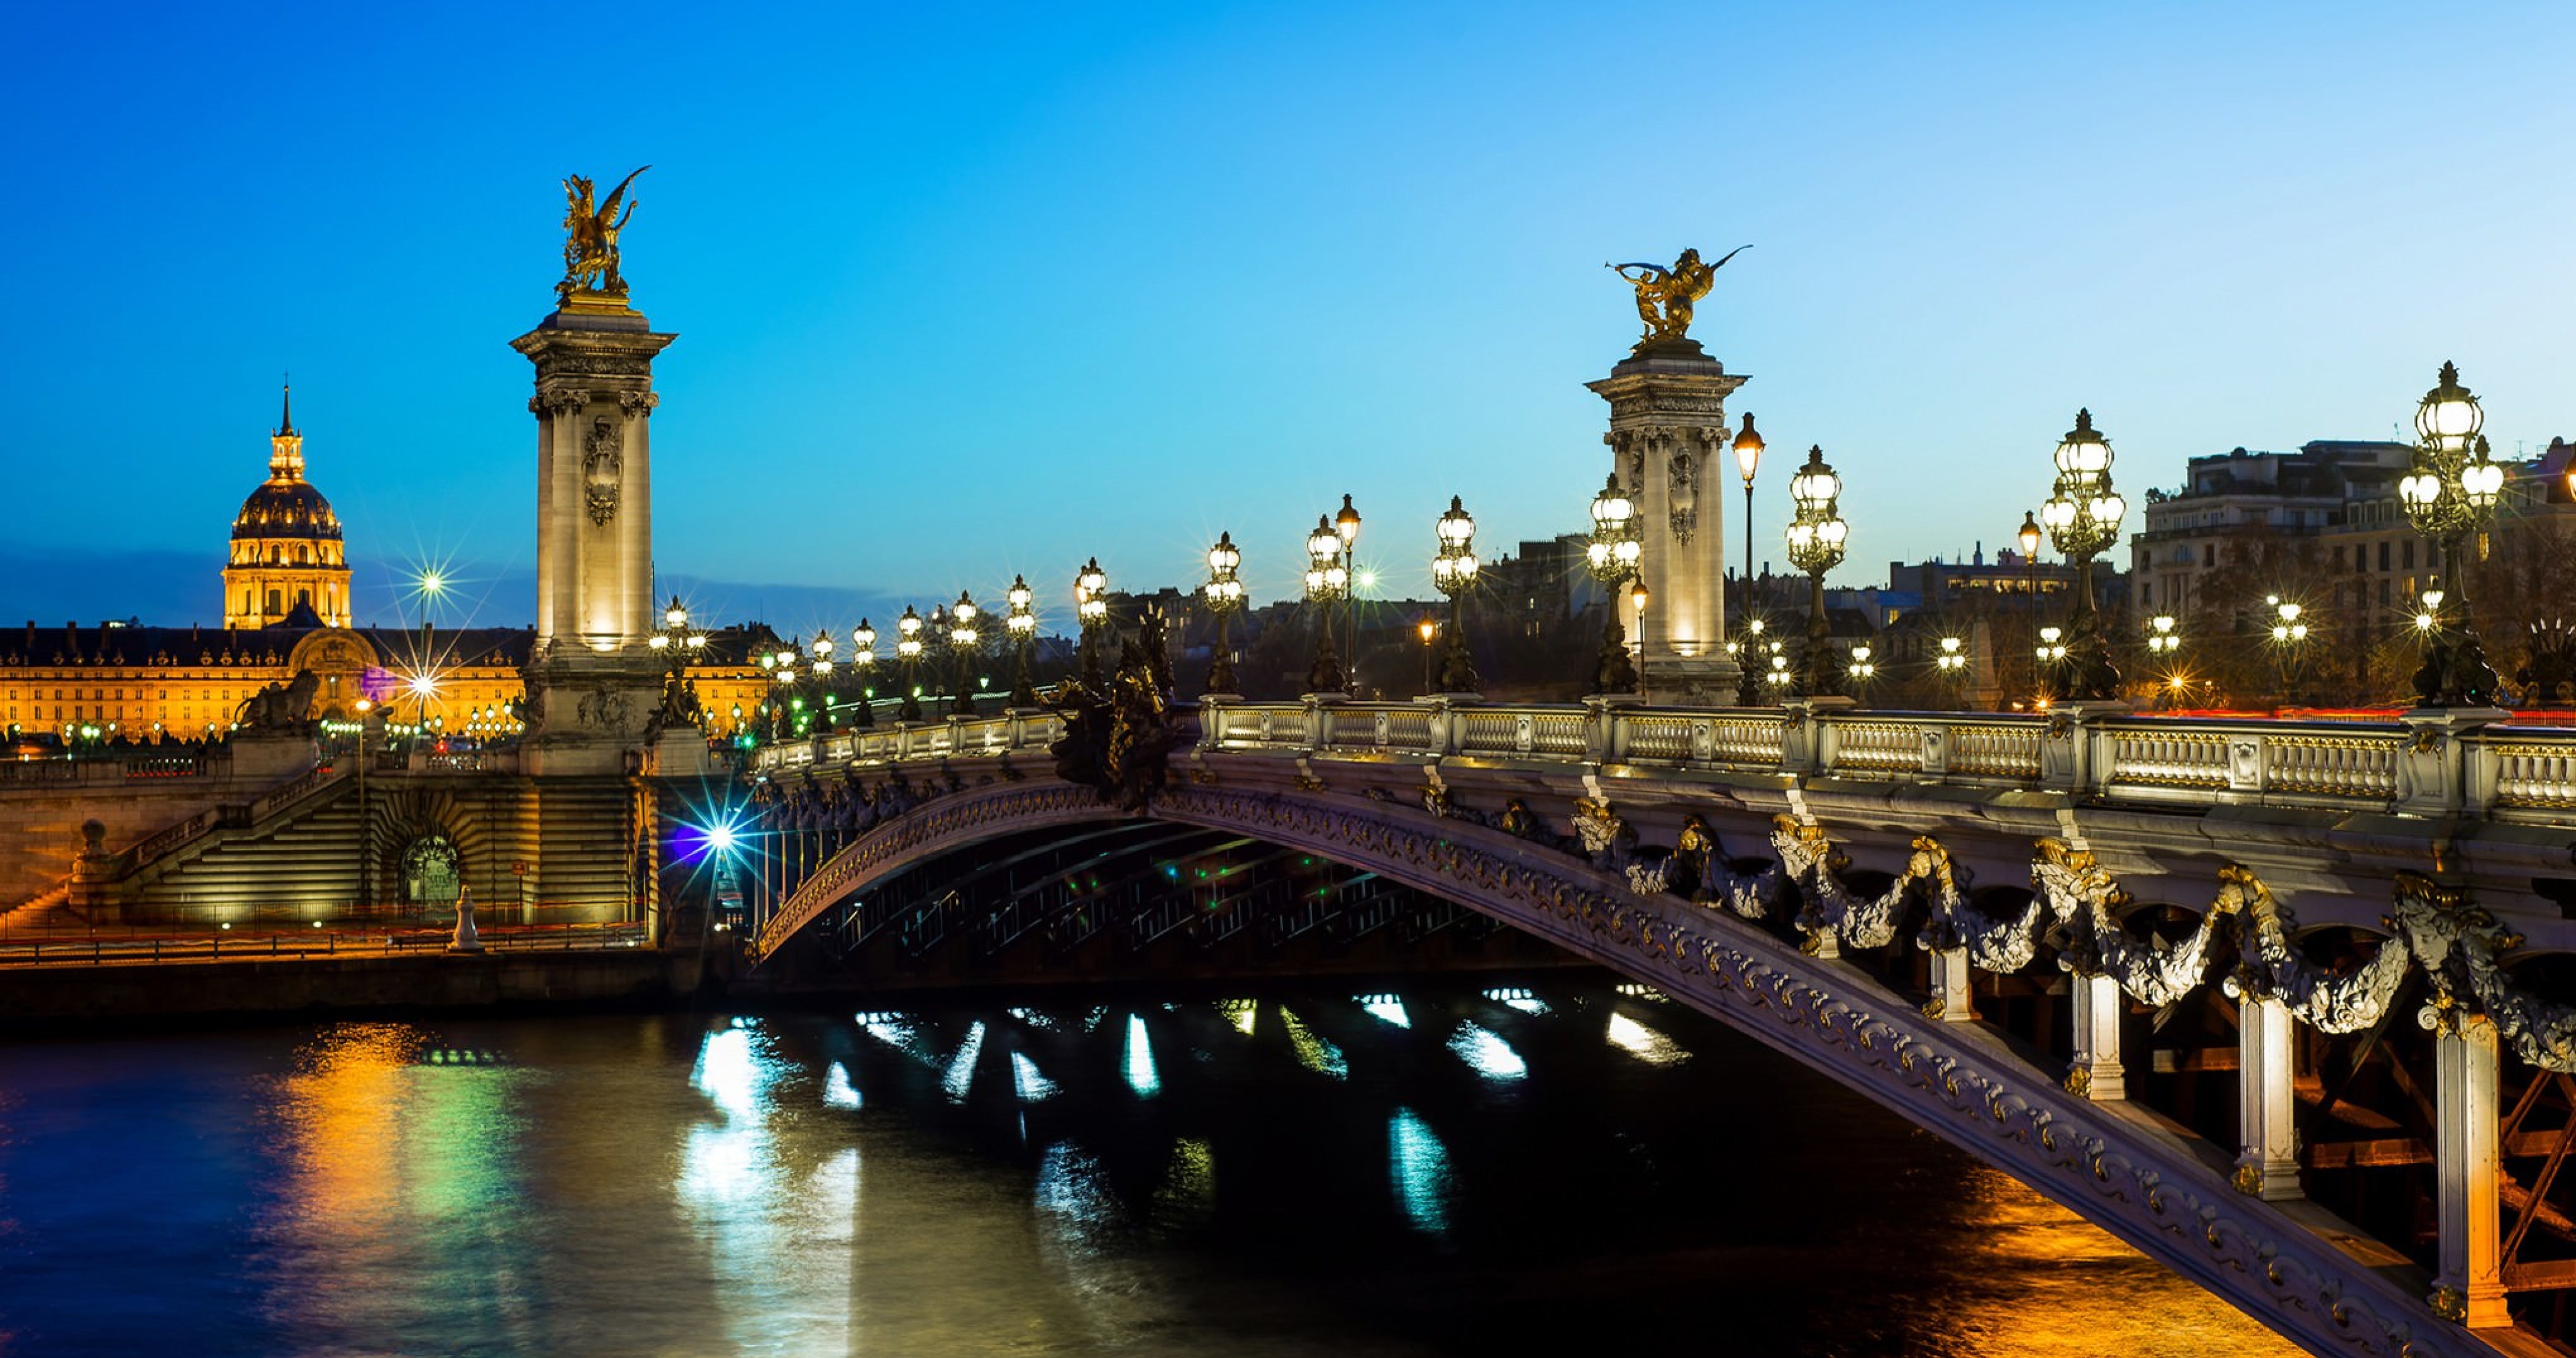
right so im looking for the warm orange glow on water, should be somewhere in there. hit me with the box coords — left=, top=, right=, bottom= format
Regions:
left=1912, top=1164, right=2300, bottom=1356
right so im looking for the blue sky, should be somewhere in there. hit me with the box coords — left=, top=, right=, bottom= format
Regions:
left=4, top=2, right=2570, bottom=637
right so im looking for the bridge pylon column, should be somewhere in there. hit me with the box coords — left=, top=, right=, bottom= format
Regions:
left=1587, top=344, right=1746, bottom=705
left=2067, top=972, right=2126, bottom=1100
left=2234, top=994, right=2302, bottom=1200
left=2433, top=1012, right=2509, bottom=1327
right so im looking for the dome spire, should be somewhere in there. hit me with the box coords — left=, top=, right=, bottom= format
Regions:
left=267, top=379, right=306, bottom=482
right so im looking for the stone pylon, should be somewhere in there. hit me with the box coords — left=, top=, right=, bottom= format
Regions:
left=510, top=294, right=677, bottom=775
left=1588, top=340, right=1747, bottom=704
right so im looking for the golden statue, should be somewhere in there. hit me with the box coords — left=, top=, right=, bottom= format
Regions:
left=556, top=166, right=651, bottom=302
left=1609, top=245, right=1747, bottom=348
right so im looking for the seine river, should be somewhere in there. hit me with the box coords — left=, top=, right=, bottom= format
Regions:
left=0, top=982, right=2292, bottom=1357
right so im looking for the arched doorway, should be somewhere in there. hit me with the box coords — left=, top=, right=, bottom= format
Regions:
left=401, top=834, right=463, bottom=910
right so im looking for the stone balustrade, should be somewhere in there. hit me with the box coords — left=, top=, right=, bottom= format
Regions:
left=747, top=697, right=2576, bottom=826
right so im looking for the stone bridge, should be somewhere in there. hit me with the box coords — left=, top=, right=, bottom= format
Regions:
left=738, top=695, right=2576, bottom=1356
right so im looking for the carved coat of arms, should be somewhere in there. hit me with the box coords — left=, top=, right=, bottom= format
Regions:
left=582, top=416, right=622, bottom=526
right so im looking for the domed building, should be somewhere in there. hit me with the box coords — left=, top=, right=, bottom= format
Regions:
left=223, top=385, right=351, bottom=629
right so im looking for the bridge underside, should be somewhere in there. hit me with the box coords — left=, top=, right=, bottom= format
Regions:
left=745, top=751, right=2550, bottom=1356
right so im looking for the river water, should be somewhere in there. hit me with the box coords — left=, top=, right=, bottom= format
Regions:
left=0, top=981, right=2293, bottom=1357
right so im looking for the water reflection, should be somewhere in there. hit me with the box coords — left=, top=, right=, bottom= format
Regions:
left=1121, top=1013, right=1161, bottom=1097
left=0, top=986, right=2301, bottom=1358
left=1446, top=1020, right=1526, bottom=1081
left=1387, top=1108, right=1452, bottom=1234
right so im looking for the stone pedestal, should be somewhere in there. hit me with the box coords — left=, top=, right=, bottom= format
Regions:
left=1587, top=340, right=1747, bottom=706
left=511, top=301, right=675, bottom=655
left=2397, top=707, right=2510, bottom=817
left=511, top=295, right=678, bottom=779
left=519, top=649, right=669, bottom=777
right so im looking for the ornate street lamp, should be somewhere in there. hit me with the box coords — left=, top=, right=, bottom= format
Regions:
left=1585, top=472, right=1643, bottom=695
left=1733, top=413, right=1765, bottom=614
left=1335, top=495, right=1363, bottom=689
left=2038, top=410, right=2126, bottom=701
left=895, top=605, right=926, bottom=722
left=1302, top=515, right=1348, bottom=693
left=1430, top=495, right=1480, bottom=693
left=847, top=619, right=878, bottom=727
left=645, top=594, right=708, bottom=731
left=1201, top=534, right=1245, bottom=697
left=1074, top=558, right=1110, bottom=686
left=945, top=591, right=982, bottom=716
left=1004, top=577, right=1038, bottom=708
left=1782, top=445, right=1850, bottom=698
left=2398, top=362, right=2506, bottom=707
left=2265, top=595, right=2309, bottom=705
left=1935, top=635, right=1968, bottom=680
left=808, top=627, right=838, bottom=732
left=2035, top=625, right=2068, bottom=705
left=1846, top=644, right=1876, bottom=687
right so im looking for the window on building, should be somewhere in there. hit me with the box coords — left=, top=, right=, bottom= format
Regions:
left=2380, top=579, right=2391, bottom=606
left=2402, top=540, right=2414, bottom=570
left=265, top=589, right=281, bottom=614
left=2202, top=543, right=2215, bottom=567
left=2379, top=542, right=2390, bottom=571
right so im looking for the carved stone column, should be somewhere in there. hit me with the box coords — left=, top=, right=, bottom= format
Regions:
left=1587, top=346, right=1746, bottom=705
left=511, top=298, right=677, bottom=778
left=2235, top=994, right=2302, bottom=1200
left=2067, top=972, right=2126, bottom=1100
left=2433, top=1013, right=2509, bottom=1327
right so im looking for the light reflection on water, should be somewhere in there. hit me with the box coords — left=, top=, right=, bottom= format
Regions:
left=0, top=989, right=2300, bottom=1357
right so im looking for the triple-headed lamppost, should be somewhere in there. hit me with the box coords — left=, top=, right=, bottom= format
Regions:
left=847, top=619, right=878, bottom=727
left=1303, top=515, right=1350, bottom=693
left=1202, top=534, right=1245, bottom=697
left=1585, top=473, right=1643, bottom=694
left=1782, top=445, right=1848, bottom=698
left=2038, top=410, right=2127, bottom=702
left=946, top=591, right=982, bottom=716
left=807, top=628, right=838, bottom=732
left=1004, top=577, right=1038, bottom=708
left=2398, top=362, right=2507, bottom=707
left=1430, top=496, right=1480, bottom=694
left=1075, top=558, right=1109, bottom=687
left=895, top=605, right=926, bottom=722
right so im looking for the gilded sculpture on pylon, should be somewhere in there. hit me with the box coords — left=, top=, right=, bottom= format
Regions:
left=1608, top=245, right=1747, bottom=349
left=557, top=166, right=650, bottom=302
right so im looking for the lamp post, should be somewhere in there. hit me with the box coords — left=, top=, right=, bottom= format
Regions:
left=1074, top=558, right=1109, bottom=687
left=2017, top=512, right=2043, bottom=616
left=2398, top=362, right=2506, bottom=707
left=1430, top=495, right=1480, bottom=694
left=2038, top=411, right=2127, bottom=702
left=847, top=619, right=878, bottom=727
left=2144, top=614, right=2182, bottom=710
left=2034, top=626, right=2069, bottom=704
left=1584, top=472, right=1643, bottom=695
left=1201, top=536, right=1244, bottom=697
left=645, top=595, right=708, bottom=728
left=1733, top=413, right=1765, bottom=615
left=1004, top=577, right=1038, bottom=708
left=1335, top=494, right=1362, bottom=687
left=2265, top=595, right=2309, bottom=707
left=895, top=605, right=926, bottom=722
left=1935, top=635, right=1967, bottom=689
left=806, top=627, right=838, bottom=732
left=1782, top=445, right=1849, bottom=698
left=946, top=591, right=982, bottom=717
left=1302, top=516, right=1348, bottom=693
left=1416, top=617, right=1437, bottom=695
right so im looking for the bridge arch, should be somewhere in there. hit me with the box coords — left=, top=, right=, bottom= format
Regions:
left=748, top=770, right=2477, bottom=1355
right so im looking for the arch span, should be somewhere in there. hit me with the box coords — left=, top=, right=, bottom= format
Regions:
left=752, top=773, right=2472, bottom=1355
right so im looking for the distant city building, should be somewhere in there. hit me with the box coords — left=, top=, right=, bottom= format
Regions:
left=0, top=394, right=775, bottom=744
left=223, top=386, right=352, bottom=629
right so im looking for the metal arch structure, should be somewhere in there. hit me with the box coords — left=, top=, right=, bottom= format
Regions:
left=745, top=771, right=2473, bottom=1355
left=736, top=697, right=2576, bottom=1355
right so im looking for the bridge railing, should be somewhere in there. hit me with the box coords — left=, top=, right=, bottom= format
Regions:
left=758, top=710, right=1066, bottom=776
left=743, top=695, right=2576, bottom=823
left=1184, top=697, right=2576, bottom=823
